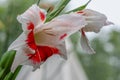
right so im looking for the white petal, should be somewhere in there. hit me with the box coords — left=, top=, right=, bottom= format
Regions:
left=56, top=41, right=67, bottom=60
left=34, top=13, right=86, bottom=58
left=105, top=21, right=114, bottom=25
left=8, top=31, right=34, bottom=52
left=80, top=29, right=95, bottom=54
left=8, top=32, right=26, bottom=51
left=34, top=13, right=87, bottom=47
left=17, top=4, right=46, bottom=31
left=8, top=32, right=35, bottom=72
left=81, top=9, right=113, bottom=33
left=11, top=45, right=35, bottom=72
left=39, top=54, right=66, bottom=80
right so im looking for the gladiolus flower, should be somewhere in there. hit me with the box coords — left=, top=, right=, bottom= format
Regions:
left=8, top=4, right=86, bottom=72
left=8, top=4, right=112, bottom=72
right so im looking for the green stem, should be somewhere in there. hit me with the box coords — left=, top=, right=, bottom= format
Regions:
left=37, top=0, right=41, bottom=5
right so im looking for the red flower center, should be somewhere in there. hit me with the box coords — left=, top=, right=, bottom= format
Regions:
left=26, top=22, right=59, bottom=64
left=27, top=46, right=59, bottom=64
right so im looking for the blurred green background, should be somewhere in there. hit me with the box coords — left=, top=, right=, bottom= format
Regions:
left=0, top=0, right=120, bottom=80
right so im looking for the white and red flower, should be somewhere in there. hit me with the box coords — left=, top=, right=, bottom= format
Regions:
left=77, top=9, right=113, bottom=53
left=8, top=4, right=112, bottom=72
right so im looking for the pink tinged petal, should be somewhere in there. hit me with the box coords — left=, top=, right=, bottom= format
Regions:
left=17, top=4, right=46, bottom=31
left=78, top=9, right=113, bottom=33
left=80, top=29, right=95, bottom=54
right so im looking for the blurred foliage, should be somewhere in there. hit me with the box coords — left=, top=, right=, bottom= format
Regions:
left=70, top=31, right=120, bottom=80
left=0, top=0, right=36, bottom=79
left=0, top=50, right=22, bottom=80
left=0, top=0, right=120, bottom=80
left=0, top=0, right=36, bottom=54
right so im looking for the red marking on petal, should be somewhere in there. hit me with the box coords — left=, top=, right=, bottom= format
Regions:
left=40, top=11, right=45, bottom=21
left=81, top=28, right=85, bottom=36
left=27, top=22, right=34, bottom=30
left=60, top=33, right=67, bottom=40
left=27, top=46, right=59, bottom=64
left=77, top=11, right=84, bottom=14
left=26, top=31, right=36, bottom=50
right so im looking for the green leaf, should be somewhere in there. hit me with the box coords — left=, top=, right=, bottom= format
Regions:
left=0, top=50, right=16, bottom=79
left=0, top=50, right=16, bottom=69
left=0, top=67, right=2, bottom=71
left=0, top=68, right=5, bottom=78
left=12, top=65, right=22, bottom=80
left=0, top=50, right=22, bottom=80
left=3, top=72, right=13, bottom=80
left=45, top=0, right=71, bottom=22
